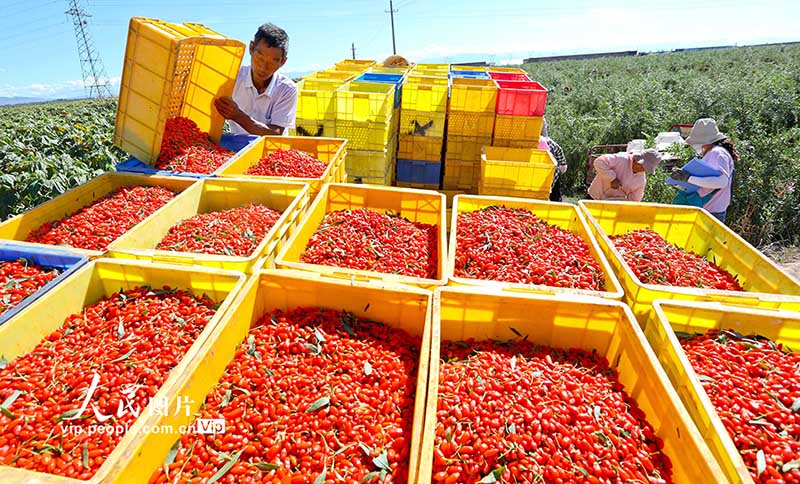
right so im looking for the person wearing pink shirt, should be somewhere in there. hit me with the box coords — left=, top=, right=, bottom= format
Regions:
left=588, top=149, right=662, bottom=202
left=670, top=118, right=737, bottom=223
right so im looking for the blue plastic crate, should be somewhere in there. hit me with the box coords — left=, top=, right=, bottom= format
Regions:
left=396, top=158, right=442, bottom=185
left=356, top=73, right=404, bottom=108
left=0, top=243, right=88, bottom=327
left=449, top=71, right=490, bottom=79
left=116, top=134, right=260, bottom=178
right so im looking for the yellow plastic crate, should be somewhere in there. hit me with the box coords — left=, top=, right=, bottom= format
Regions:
left=413, top=63, right=449, bottom=72
left=336, top=58, right=376, bottom=68
left=447, top=111, right=495, bottom=137
left=103, top=269, right=432, bottom=484
left=442, top=159, right=480, bottom=191
left=368, top=65, right=410, bottom=75
left=114, top=17, right=245, bottom=165
left=0, top=173, right=196, bottom=258
left=107, top=179, right=310, bottom=273
left=579, top=201, right=800, bottom=324
left=336, top=81, right=395, bottom=124
left=493, top=138, right=540, bottom=149
left=303, top=70, right=356, bottom=82
left=449, top=77, right=498, bottom=113
left=493, top=113, right=543, bottom=143
left=276, top=183, right=447, bottom=287
left=347, top=156, right=396, bottom=186
left=335, top=118, right=394, bottom=151
left=0, top=259, right=245, bottom=484
left=417, top=287, right=727, bottom=484
left=330, top=63, right=369, bottom=74
left=404, top=74, right=449, bottom=86
left=400, top=110, right=447, bottom=138
left=449, top=194, right=623, bottom=298
left=216, top=136, right=347, bottom=197
left=398, top=134, right=443, bottom=162
left=401, top=81, right=448, bottom=113
left=296, top=78, right=342, bottom=122
left=645, top=300, right=800, bottom=483
left=445, top=134, right=492, bottom=162
left=409, top=69, right=448, bottom=78
left=345, top=137, right=398, bottom=181
left=290, top=118, right=336, bottom=138
left=396, top=181, right=439, bottom=190
left=478, top=145, right=556, bottom=199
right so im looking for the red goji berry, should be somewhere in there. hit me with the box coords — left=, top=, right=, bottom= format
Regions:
left=611, top=229, right=743, bottom=290
left=246, top=149, right=329, bottom=178
left=26, top=185, right=176, bottom=251
left=682, top=330, right=800, bottom=483
left=156, top=204, right=282, bottom=257
left=432, top=339, right=673, bottom=483
left=0, top=259, right=58, bottom=316
left=154, top=117, right=235, bottom=174
left=148, top=307, right=419, bottom=483
left=0, top=286, right=218, bottom=479
left=301, top=208, right=438, bottom=279
left=454, top=206, right=606, bottom=290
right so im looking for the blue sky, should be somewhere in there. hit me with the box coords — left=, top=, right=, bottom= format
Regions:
left=1, top=0, right=798, bottom=99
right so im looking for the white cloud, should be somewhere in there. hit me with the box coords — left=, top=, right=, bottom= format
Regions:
left=0, top=77, right=122, bottom=99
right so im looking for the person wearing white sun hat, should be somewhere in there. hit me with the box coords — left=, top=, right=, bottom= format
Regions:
left=588, top=148, right=662, bottom=202
left=670, top=118, right=738, bottom=223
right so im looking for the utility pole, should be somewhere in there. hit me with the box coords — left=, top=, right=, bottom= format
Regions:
left=65, top=0, right=113, bottom=98
left=386, top=0, right=397, bottom=55
left=352, top=42, right=356, bottom=60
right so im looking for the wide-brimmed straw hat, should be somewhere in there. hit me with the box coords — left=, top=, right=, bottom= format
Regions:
left=686, top=118, right=727, bottom=146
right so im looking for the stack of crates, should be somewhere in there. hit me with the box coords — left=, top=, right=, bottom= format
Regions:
left=290, top=78, right=341, bottom=138
left=336, top=78, right=398, bottom=185
left=355, top=69, right=406, bottom=136
left=489, top=68, right=548, bottom=148
left=396, top=66, right=449, bottom=189
left=290, top=65, right=369, bottom=138
left=443, top=69, right=497, bottom=193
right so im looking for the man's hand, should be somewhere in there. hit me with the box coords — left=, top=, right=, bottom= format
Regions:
left=610, top=179, right=621, bottom=189
left=670, top=169, right=690, bottom=182
left=214, top=97, right=243, bottom=121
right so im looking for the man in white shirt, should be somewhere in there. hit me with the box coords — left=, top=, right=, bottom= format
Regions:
left=214, top=23, right=298, bottom=135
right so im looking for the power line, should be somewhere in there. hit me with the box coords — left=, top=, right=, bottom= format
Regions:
left=0, top=22, right=67, bottom=43
left=64, top=0, right=113, bottom=98
left=385, top=0, right=397, bottom=55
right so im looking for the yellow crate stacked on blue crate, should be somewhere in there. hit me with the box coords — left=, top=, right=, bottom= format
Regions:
left=114, top=17, right=246, bottom=170
left=396, top=73, right=449, bottom=190
left=443, top=77, right=497, bottom=192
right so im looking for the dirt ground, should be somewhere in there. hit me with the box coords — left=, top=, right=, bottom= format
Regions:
left=765, top=246, right=800, bottom=281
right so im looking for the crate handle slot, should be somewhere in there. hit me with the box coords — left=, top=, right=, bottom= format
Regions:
left=321, top=272, right=377, bottom=283
left=500, top=286, right=557, bottom=296
left=152, top=252, right=198, bottom=266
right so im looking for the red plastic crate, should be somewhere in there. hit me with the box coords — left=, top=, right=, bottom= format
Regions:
left=488, top=71, right=531, bottom=81
left=494, top=80, right=548, bottom=117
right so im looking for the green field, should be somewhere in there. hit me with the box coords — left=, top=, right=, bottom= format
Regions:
left=525, top=43, right=800, bottom=246
left=0, top=98, right=126, bottom=220
left=0, top=43, right=797, bottom=247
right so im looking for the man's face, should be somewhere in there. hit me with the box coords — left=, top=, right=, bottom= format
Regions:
left=249, top=39, right=286, bottom=85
